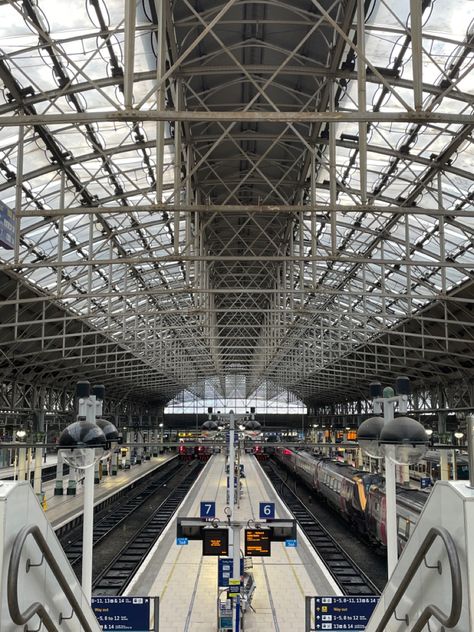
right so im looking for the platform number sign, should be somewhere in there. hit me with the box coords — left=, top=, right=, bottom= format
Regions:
left=200, top=501, right=216, bottom=519
left=259, top=502, right=275, bottom=520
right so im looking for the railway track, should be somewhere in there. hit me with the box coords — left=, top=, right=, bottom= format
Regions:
left=61, top=458, right=184, bottom=567
left=260, top=459, right=380, bottom=596
left=92, top=460, right=206, bottom=596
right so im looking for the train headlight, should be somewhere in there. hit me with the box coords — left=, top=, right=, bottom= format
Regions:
left=357, top=416, right=385, bottom=459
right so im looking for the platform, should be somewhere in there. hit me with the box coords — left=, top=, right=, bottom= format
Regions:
left=0, top=452, right=57, bottom=479
left=45, top=453, right=176, bottom=529
left=126, top=454, right=339, bottom=631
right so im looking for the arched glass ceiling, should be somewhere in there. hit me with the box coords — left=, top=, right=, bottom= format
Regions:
left=0, top=0, right=472, bottom=407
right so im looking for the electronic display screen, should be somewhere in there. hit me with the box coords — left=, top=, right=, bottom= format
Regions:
left=244, top=529, right=271, bottom=557
left=202, top=528, right=229, bottom=556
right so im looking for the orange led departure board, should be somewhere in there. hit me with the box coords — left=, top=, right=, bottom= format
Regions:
left=202, top=528, right=229, bottom=556
left=244, top=529, right=271, bottom=557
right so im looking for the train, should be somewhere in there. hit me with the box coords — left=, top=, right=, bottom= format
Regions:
left=251, top=445, right=269, bottom=461
left=410, top=450, right=469, bottom=482
left=178, top=443, right=214, bottom=462
left=273, top=447, right=426, bottom=551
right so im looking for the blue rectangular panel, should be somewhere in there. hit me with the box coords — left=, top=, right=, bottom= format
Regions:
left=259, top=502, right=275, bottom=519
left=92, top=597, right=151, bottom=631
left=200, top=501, right=216, bottom=518
left=176, top=537, right=189, bottom=545
left=0, top=201, right=14, bottom=250
left=285, top=539, right=297, bottom=547
left=420, top=477, right=431, bottom=489
left=313, top=596, right=379, bottom=630
left=218, top=557, right=244, bottom=587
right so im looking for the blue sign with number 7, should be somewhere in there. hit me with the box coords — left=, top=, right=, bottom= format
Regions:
left=200, top=501, right=216, bottom=519
left=259, top=502, right=275, bottom=519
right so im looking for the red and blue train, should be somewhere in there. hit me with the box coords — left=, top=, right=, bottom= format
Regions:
left=178, top=443, right=214, bottom=462
left=273, top=447, right=426, bottom=551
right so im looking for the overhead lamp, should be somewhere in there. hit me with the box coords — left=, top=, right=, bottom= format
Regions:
left=59, top=421, right=106, bottom=448
left=379, top=416, right=429, bottom=465
left=454, top=431, right=464, bottom=439
left=16, top=429, right=26, bottom=439
left=357, top=417, right=385, bottom=459
left=425, top=428, right=434, bottom=437
left=159, top=422, right=164, bottom=428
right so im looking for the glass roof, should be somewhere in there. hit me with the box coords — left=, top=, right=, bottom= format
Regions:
left=0, top=0, right=473, bottom=406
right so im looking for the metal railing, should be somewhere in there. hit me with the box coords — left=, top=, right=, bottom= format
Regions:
left=373, top=526, right=462, bottom=632
left=7, top=523, right=98, bottom=632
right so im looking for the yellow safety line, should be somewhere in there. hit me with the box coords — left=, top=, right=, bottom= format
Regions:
left=160, top=546, right=185, bottom=599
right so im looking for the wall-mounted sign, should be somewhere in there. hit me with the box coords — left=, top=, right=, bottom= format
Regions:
left=0, top=201, right=14, bottom=250
left=311, top=596, right=379, bottom=630
left=92, top=596, right=159, bottom=631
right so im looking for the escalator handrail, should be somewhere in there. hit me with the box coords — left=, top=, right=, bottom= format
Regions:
left=373, top=526, right=462, bottom=632
left=8, top=523, right=98, bottom=632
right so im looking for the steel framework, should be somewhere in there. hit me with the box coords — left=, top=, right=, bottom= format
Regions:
left=0, top=0, right=473, bottom=419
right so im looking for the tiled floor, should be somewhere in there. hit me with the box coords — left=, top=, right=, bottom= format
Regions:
left=127, top=453, right=338, bottom=631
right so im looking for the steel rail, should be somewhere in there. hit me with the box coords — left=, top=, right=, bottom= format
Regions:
left=372, top=526, right=462, bottom=632
left=92, top=460, right=207, bottom=595
left=7, top=524, right=98, bottom=632
left=62, top=459, right=184, bottom=567
left=0, top=110, right=472, bottom=126
left=260, top=459, right=381, bottom=596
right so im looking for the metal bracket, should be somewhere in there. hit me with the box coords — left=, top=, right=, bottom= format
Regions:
left=424, top=557, right=442, bottom=574
left=394, top=610, right=409, bottom=625
left=26, top=556, right=44, bottom=573
left=59, top=610, right=74, bottom=624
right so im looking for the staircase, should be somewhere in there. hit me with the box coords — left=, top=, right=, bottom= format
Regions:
left=366, top=480, right=474, bottom=632
left=0, top=480, right=101, bottom=632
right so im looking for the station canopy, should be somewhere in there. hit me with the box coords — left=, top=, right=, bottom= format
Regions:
left=0, top=0, right=473, bottom=408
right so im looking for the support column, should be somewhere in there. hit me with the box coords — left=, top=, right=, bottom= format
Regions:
left=82, top=449, right=95, bottom=603
left=33, top=446, right=43, bottom=500
left=452, top=450, right=458, bottom=481
left=152, top=424, right=159, bottom=457
left=125, top=431, right=132, bottom=469
left=55, top=449, right=64, bottom=495
left=67, top=452, right=77, bottom=495
left=94, top=457, right=101, bottom=484
left=17, top=446, right=27, bottom=481
left=438, top=411, right=449, bottom=480
left=136, top=429, right=143, bottom=465
left=111, top=448, right=119, bottom=475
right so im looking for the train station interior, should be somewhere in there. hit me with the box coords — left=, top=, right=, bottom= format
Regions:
left=0, top=0, right=473, bottom=631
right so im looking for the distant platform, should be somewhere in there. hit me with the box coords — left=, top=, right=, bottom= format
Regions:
left=45, top=454, right=176, bottom=530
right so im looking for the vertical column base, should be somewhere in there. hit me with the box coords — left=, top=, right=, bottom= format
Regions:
left=66, top=480, right=77, bottom=495
left=54, top=480, right=64, bottom=495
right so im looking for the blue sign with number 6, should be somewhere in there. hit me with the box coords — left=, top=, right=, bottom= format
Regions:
left=259, top=502, right=275, bottom=519
left=200, top=501, right=216, bottom=519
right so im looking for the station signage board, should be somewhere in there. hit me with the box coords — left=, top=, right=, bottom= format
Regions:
left=244, top=528, right=271, bottom=556
left=218, top=557, right=244, bottom=587
left=312, top=596, right=379, bottom=630
left=91, top=596, right=158, bottom=631
left=0, top=201, right=14, bottom=250
left=202, top=527, right=229, bottom=556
